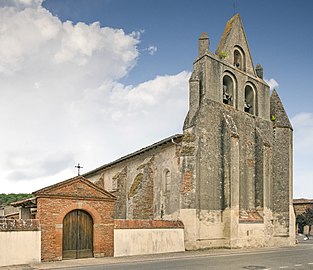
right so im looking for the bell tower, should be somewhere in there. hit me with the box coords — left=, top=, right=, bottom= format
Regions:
left=180, top=14, right=294, bottom=250
left=185, top=14, right=270, bottom=128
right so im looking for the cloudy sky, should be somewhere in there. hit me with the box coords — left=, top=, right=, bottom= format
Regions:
left=1, top=0, right=312, bottom=199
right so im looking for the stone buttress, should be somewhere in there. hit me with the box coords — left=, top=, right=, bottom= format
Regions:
left=179, top=14, right=295, bottom=249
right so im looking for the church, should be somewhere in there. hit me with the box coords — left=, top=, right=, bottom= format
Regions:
left=3, top=14, right=295, bottom=265
left=84, top=13, right=295, bottom=250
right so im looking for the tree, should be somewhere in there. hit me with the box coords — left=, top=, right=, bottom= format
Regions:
left=0, top=193, right=32, bottom=207
left=297, top=207, right=313, bottom=237
left=296, top=213, right=305, bottom=233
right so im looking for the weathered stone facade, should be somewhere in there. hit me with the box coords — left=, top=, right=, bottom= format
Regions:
left=84, top=14, right=295, bottom=250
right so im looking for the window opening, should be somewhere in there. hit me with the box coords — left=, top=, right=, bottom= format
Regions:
left=244, top=85, right=255, bottom=114
left=222, top=75, right=234, bottom=106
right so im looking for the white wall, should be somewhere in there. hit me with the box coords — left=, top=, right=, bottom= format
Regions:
left=114, top=228, right=184, bottom=257
left=0, top=231, right=41, bottom=267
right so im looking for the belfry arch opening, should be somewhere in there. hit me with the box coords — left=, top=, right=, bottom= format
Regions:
left=222, top=74, right=235, bottom=107
left=233, top=46, right=246, bottom=71
left=244, top=84, right=255, bottom=115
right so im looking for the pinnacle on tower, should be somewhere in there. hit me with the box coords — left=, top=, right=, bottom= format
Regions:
left=198, top=32, right=209, bottom=56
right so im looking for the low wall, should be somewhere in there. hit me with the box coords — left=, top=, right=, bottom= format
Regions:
left=0, top=219, right=41, bottom=267
left=114, top=220, right=185, bottom=257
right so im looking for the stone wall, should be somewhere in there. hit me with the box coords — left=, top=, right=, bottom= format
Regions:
left=0, top=218, right=40, bottom=231
left=86, top=142, right=182, bottom=220
left=0, top=219, right=41, bottom=267
left=114, top=219, right=184, bottom=256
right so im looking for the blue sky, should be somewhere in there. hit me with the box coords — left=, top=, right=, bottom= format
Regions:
left=0, top=0, right=312, bottom=198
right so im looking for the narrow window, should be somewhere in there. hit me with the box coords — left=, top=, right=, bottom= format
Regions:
left=223, top=75, right=234, bottom=106
left=233, top=46, right=246, bottom=71
left=165, top=170, right=171, bottom=193
left=244, top=85, right=255, bottom=115
left=234, top=49, right=242, bottom=69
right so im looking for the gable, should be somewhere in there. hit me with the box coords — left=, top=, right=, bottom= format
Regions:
left=270, top=89, right=293, bottom=129
left=216, top=14, right=256, bottom=77
left=33, top=176, right=116, bottom=201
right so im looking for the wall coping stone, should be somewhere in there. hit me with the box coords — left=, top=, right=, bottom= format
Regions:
left=0, top=219, right=40, bottom=231
left=114, top=219, right=184, bottom=229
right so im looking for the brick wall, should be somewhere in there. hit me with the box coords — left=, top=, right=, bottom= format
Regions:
left=130, top=158, right=154, bottom=219
left=37, top=197, right=115, bottom=261
left=114, top=219, right=184, bottom=229
left=34, top=177, right=116, bottom=261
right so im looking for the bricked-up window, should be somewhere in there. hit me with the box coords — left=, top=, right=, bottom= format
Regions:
left=164, top=169, right=171, bottom=193
left=128, top=173, right=143, bottom=199
left=112, top=175, right=118, bottom=191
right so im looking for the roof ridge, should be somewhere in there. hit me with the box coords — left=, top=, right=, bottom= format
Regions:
left=84, top=134, right=183, bottom=177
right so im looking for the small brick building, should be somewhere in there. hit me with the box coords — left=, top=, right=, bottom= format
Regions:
left=33, top=176, right=116, bottom=261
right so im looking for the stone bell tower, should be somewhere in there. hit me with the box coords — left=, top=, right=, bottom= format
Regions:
left=179, top=14, right=295, bottom=250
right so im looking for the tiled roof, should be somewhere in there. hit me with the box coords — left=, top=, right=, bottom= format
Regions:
left=293, top=198, right=313, bottom=204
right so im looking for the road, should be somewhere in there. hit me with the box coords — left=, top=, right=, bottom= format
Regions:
left=59, top=241, right=313, bottom=270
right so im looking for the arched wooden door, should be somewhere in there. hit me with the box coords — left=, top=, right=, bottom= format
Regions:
left=63, top=210, right=93, bottom=259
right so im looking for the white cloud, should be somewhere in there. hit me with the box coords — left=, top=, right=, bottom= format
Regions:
left=0, top=2, right=190, bottom=193
left=291, top=112, right=313, bottom=198
left=0, top=0, right=43, bottom=10
left=264, top=78, right=279, bottom=90
left=147, top=45, right=157, bottom=55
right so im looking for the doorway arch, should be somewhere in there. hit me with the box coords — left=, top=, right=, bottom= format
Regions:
left=62, top=209, right=93, bottom=259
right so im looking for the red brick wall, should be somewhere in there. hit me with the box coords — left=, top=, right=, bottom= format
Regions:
left=114, top=219, right=184, bottom=229
left=37, top=197, right=115, bottom=261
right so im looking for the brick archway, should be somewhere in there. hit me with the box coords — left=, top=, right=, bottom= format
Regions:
left=63, top=209, right=94, bottom=259
left=56, top=202, right=102, bottom=224
left=34, top=176, right=116, bottom=261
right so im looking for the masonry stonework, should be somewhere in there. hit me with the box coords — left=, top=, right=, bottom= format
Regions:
left=84, top=14, right=295, bottom=250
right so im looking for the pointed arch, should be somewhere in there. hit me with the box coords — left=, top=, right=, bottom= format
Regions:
left=163, top=169, right=171, bottom=193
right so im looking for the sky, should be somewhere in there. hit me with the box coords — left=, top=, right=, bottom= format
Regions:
left=0, top=0, right=312, bottom=198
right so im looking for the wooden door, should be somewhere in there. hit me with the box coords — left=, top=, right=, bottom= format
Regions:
left=63, top=210, right=93, bottom=259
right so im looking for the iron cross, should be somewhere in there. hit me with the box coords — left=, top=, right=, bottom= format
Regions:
left=75, top=163, right=83, bottom=176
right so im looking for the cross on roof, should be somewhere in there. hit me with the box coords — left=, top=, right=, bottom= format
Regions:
left=75, top=163, right=83, bottom=176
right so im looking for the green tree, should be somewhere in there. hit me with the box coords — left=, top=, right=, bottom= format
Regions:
left=303, top=207, right=313, bottom=237
left=296, top=213, right=305, bottom=233
left=297, top=207, right=313, bottom=237
left=0, top=193, right=32, bottom=207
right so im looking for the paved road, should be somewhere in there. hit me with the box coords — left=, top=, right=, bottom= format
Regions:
left=2, top=239, right=313, bottom=270
left=59, top=242, right=313, bottom=270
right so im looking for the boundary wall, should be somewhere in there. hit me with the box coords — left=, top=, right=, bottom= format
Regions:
left=0, top=219, right=41, bottom=267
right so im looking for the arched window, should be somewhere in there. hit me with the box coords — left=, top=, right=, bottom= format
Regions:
left=160, top=169, right=171, bottom=218
left=233, top=46, right=246, bottom=71
left=244, top=84, right=256, bottom=115
left=222, top=74, right=236, bottom=107
left=164, top=169, right=171, bottom=193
